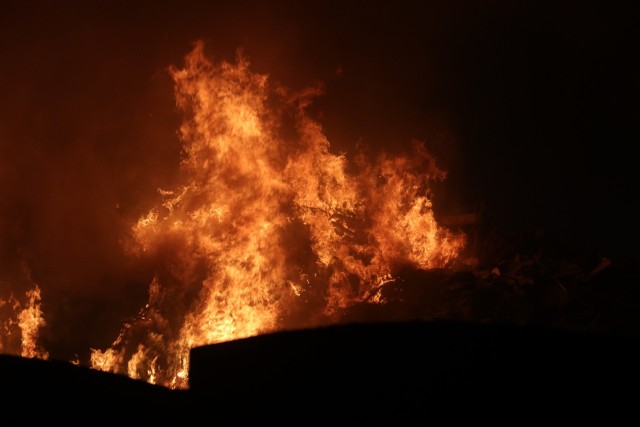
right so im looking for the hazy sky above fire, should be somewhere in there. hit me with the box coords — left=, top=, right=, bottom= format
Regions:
left=0, top=0, right=635, bottom=361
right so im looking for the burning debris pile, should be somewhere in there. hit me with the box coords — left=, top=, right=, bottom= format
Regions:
left=84, top=41, right=467, bottom=389
left=1, top=40, right=639, bottom=396
left=0, top=41, right=466, bottom=388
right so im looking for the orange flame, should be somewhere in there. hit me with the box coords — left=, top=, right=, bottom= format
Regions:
left=90, top=41, right=466, bottom=388
left=1, top=284, right=49, bottom=360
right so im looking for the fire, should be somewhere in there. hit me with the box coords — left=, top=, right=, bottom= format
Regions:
left=0, top=284, right=49, bottom=360
left=86, top=41, right=465, bottom=388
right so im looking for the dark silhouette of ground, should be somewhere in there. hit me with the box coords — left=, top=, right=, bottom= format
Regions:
left=3, top=318, right=638, bottom=423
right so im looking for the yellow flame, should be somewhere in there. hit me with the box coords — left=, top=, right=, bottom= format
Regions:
left=1, top=284, right=49, bottom=360
left=90, top=41, right=465, bottom=388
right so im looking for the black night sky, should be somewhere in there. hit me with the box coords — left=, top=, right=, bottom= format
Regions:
left=1, top=0, right=638, bottom=359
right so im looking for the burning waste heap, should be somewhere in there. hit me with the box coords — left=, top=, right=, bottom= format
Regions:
left=2, top=41, right=465, bottom=388
left=1, top=41, right=639, bottom=417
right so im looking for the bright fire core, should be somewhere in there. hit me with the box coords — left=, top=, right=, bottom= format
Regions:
left=3, top=42, right=466, bottom=389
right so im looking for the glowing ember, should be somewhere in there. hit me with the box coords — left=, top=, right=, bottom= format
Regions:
left=86, top=41, right=465, bottom=388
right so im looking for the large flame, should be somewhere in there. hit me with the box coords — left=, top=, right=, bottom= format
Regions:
left=88, top=41, right=465, bottom=388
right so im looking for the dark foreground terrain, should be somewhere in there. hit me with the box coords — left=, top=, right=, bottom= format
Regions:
left=2, top=319, right=639, bottom=423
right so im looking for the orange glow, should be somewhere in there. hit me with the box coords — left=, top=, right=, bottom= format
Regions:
left=89, top=41, right=466, bottom=388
